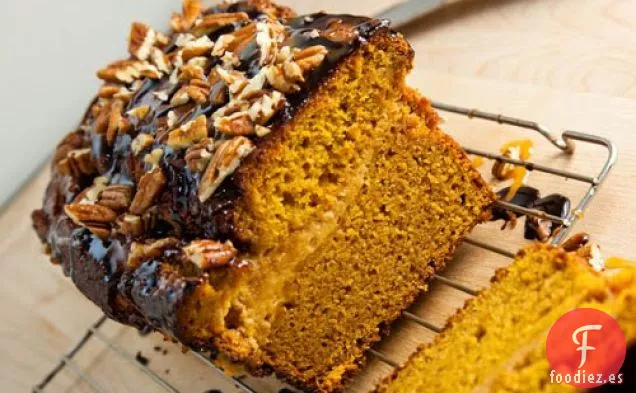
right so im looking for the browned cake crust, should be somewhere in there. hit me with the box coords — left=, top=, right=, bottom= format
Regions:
left=32, top=1, right=494, bottom=391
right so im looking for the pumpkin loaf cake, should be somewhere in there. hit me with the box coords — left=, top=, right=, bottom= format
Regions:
left=376, top=243, right=636, bottom=393
left=31, top=1, right=494, bottom=391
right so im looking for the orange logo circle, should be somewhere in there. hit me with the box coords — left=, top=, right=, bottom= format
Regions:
left=546, top=308, right=626, bottom=388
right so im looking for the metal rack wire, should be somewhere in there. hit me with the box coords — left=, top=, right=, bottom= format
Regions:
left=32, top=100, right=617, bottom=393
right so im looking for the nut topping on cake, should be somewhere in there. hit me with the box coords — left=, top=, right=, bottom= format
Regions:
left=199, top=136, right=254, bottom=202
left=183, top=239, right=238, bottom=270
left=170, top=0, right=203, bottom=33
left=56, top=148, right=96, bottom=178
left=64, top=203, right=117, bottom=239
left=98, top=185, right=134, bottom=212
left=127, top=237, right=179, bottom=268
left=129, top=22, right=157, bottom=61
left=192, top=12, right=250, bottom=37
left=129, top=168, right=167, bottom=215
left=185, top=139, right=215, bottom=172
left=167, top=115, right=208, bottom=149
left=131, top=134, right=155, bottom=156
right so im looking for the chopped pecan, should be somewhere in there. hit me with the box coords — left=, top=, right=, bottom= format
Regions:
left=57, top=148, right=96, bottom=178
left=221, top=51, right=240, bottom=69
left=143, top=148, right=164, bottom=170
left=247, top=90, right=285, bottom=125
left=73, top=176, right=110, bottom=204
left=212, top=34, right=235, bottom=56
left=115, top=214, right=149, bottom=237
left=215, top=67, right=248, bottom=98
left=183, top=239, right=237, bottom=270
left=167, top=115, right=208, bottom=149
left=265, top=64, right=300, bottom=93
left=53, top=131, right=85, bottom=163
left=214, top=112, right=254, bottom=136
left=129, top=168, right=167, bottom=214
left=181, top=36, right=215, bottom=61
left=97, top=59, right=162, bottom=83
left=127, top=104, right=151, bottom=121
left=256, top=21, right=286, bottom=66
left=64, top=203, right=117, bottom=239
left=128, top=22, right=156, bottom=61
left=150, top=48, right=172, bottom=74
left=131, top=133, right=154, bottom=156
left=198, top=136, right=255, bottom=202
left=98, top=184, right=133, bottom=212
left=170, top=0, right=202, bottom=33
left=171, top=84, right=209, bottom=106
left=179, top=63, right=207, bottom=81
left=225, top=23, right=257, bottom=54
left=192, top=12, right=249, bottom=36
left=185, top=139, right=215, bottom=172
left=98, top=84, right=124, bottom=99
left=293, top=45, right=328, bottom=72
left=127, top=237, right=179, bottom=269
left=106, top=99, right=125, bottom=145
left=255, top=125, right=272, bottom=137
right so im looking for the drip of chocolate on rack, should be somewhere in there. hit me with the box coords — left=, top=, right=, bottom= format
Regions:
left=489, top=186, right=571, bottom=241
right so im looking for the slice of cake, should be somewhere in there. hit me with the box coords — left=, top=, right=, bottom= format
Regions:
left=376, top=244, right=636, bottom=393
left=31, top=1, right=494, bottom=391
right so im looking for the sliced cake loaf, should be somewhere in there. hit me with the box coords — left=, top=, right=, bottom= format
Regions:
left=31, top=1, right=494, bottom=391
left=376, top=244, right=636, bottom=393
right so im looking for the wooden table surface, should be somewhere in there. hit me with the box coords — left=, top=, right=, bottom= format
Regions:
left=2, top=0, right=636, bottom=392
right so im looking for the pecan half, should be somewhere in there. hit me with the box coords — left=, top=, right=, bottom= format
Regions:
left=57, top=148, right=96, bottom=178
left=167, top=115, right=208, bottom=149
left=170, top=0, right=202, bottom=33
left=64, top=203, right=117, bottom=239
left=106, top=99, right=125, bottom=145
left=183, top=239, right=237, bottom=270
left=192, top=12, right=250, bottom=37
left=198, top=136, right=255, bottom=202
left=98, top=184, right=133, bottom=212
left=255, top=21, right=286, bottom=66
left=128, top=22, right=156, bottom=61
left=185, top=139, right=215, bottom=172
left=127, top=237, right=179, bottom=269
left=129, top=168, right=167, bottom=214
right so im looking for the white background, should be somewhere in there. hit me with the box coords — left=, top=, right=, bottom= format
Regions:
left=0, top=0, right=179, bottom=206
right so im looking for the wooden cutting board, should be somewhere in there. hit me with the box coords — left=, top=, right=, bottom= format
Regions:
left=2, top=0, right=635, bottom=392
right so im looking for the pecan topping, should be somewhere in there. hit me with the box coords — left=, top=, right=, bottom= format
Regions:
left=73, top=176, right=110, bottom=204
left=185, top=139, right=215, bottom=172
left=170, top=0, right=203, bottom=33
left=293, top=45, right=328, bottom=72
left=256, top=21, right=286, bottom=66
left=98, top=184, right=133, bottom=212
left=183, top=239, right=238, bottom=270
left=105, top=99, right=125, bottom=145
left=131, top=133, right=154, bottom=156
left=128, top=22, right=156, bottom=61
left=57, top=148, right=96, bottom=178
left=53, top=131, right=85, bottom=164
left=97, top=60, right=161, bottom=84
left=115, top=214, right=144, bottom=237
left=167, top=115, right=208, bottom=149
left=214, top=112, right=254, bottom=136
left=181, top=36, right=215, bottom=61
left=129, top=168, right=167, bottom=215
left=171, top=84, right=209, bottom=106
left=64, top=203, right=117, bottom=239
left=199, top=136, right=255, bottom=202
left=150, top=48, right=172, bottom=74
left=127, top=105, right=151, bottom=121
left=192, top=12, right=250, bottom=37
left=143, top=148, right=164, bottom=170
left=127, top=237, right=179, bottom=269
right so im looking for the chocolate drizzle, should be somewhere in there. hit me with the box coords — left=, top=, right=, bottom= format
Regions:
left=490, top=186, right=571, bottom=242
left=31, top=1, right=393, bottom=340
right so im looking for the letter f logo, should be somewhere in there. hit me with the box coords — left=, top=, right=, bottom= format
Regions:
left=572, top=324, right=602, bottom=368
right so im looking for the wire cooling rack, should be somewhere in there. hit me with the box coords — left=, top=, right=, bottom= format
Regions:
left=32, top=99, right=617, bottom=393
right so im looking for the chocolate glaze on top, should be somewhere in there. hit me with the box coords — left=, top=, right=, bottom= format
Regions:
left=32, top=1, right=395, bottom=339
